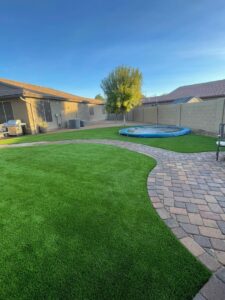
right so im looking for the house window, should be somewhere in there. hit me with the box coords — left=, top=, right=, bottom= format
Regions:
left=43, top=101, right=53, bottom=122
left=0, top=102, right=14, bottom=123
left=0, top=103, right=5, bottom=123
left=36, top=100, right=52, bottom=122
left=89, top=106, right=94, bottom=116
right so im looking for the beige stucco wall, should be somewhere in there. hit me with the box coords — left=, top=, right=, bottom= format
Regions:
left=180, top=99, right=225, bottom=133
left=25, top=98, right=106, bottom=133
left=158, top=104, right=181, bottom=125
left=88, top=104, right=106, bottom=122
left=129, top=98, right=225, bottom=134
left=133, top=107, right=144, bottom=122
left=143, top=106, right=157, bottom=123
left=11, top=99, right=30, bottom=125
left=77, top=103, right=90, bottom=121
left=223, top=103, right=225, bottom=123
left=2, top=98, right=32, bottom=133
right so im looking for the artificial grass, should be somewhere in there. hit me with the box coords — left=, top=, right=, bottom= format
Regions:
left=0, top=126, right=217, bottom=153
left=0, top=144, right=210, bottom=299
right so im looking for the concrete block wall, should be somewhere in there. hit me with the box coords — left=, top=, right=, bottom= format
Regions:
left=143, top=106, right=157, bottom=123
left=180, top=99, right=224, bottom=133
left=158, top=104, right=181, bottom=126
left=128, top=99, right=225, bottom=134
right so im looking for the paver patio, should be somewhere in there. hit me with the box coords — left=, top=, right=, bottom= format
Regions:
left=1, top=138, right=225, bottom=299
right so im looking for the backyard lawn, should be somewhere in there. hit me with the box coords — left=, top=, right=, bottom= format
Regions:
left=0, top=143, right=210, bottom=299
left=0, top=126, right=217, bottom=153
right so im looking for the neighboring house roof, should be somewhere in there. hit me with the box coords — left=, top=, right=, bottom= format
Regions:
left=0, top=78, right=102, bottom=104
left=172, top=96, right=202, bottom=104
left=143, top=79, right=225, bottom=105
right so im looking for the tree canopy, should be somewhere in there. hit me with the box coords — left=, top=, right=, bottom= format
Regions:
left=95, top=94, right=105, bottom=101
left=101, top=66, right=142, bottom=117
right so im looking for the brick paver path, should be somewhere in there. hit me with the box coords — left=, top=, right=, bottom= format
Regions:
left=1, top=139, right=225, bottom=299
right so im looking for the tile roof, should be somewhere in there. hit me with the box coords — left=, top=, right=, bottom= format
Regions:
left=143, top=79, right=225, bottom=104
left=0, top=78, right=102, bottom=104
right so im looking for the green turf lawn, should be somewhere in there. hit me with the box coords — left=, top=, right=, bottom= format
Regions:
left=0, top=144, right=210, bottom=299
left=0, top=126, right=217, bottom=153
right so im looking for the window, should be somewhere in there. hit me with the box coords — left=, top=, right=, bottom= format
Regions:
left=89, top=106, right=94, bottom=116
left=43, top=101, right=53, bottom=122
left=0, top=103, right=5, bottom=123
left=4, top=102, right=14, bottom=120
left=36, top=100, right=52, bottom=122
left=0, top=102, right=14, bottom=123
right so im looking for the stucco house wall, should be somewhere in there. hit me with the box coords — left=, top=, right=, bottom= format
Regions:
left=11, top=99, right=30, bottom=125
left=28, top=98, right=106, bottom=133
left=88, top=104, right=106, bottom=122
left=0, top=78, right=106, bottom=134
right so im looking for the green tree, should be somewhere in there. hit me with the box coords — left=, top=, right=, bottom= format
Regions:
left=95, top=94, right=105, bottom=101
left=101, top=66, right=142, bottom=125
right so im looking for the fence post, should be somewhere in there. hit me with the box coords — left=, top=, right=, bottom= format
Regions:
left=156, top=105, right=158, bottom=125
left=222, top=99, right=225, bottom=124
left=179, top=104, right=182, bottom=126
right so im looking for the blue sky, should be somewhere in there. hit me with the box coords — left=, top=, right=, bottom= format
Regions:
left=1, top=0, right=225, bottom=98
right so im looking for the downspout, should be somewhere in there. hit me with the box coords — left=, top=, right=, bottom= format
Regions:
left=20, top=97, right=37, bottom=134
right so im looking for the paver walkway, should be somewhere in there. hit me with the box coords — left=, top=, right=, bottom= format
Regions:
left=1, top=139, right=225, bottom=299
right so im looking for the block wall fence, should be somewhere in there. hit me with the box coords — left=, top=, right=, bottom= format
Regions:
left=123, top=98, right=225, bottom=134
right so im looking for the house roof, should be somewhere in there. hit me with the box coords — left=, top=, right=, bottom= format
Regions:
left=143, top=79, right=225, bottom=104
left=0, top=78, right=102, bottom=104
left=171, top=96, right=193, bottom=104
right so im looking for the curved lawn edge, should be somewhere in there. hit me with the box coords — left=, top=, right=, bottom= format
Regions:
left=0, top=126, right=217, bottom=153
left=0, top=142, right=211, bottom=299
left=1, top=139, right=218, bottom=299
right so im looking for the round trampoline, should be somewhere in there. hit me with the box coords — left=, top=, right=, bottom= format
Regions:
left=119, top=125, right=191, bottom=138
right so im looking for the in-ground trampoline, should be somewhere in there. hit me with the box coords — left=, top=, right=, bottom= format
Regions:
left=119, top=125, right=191, bottom=138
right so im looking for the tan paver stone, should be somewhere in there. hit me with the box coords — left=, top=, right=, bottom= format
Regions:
left=181, top=237, right=205, bottom=257
left=205, top=195, right=217, bottom=203
left=188, top=213, right=203, bottom=225
left=152, top=202, right=164, bottom=208
left=198, top=205, right=210, bottom=212
left=176, top=215, right=189, bottom=223
left=199, top=227, right=224, bottom=239
left=170, top=207, right=187, bottom=215
left=151, top=196, right=161, bottom=203
left=203, top=219, right=218, bottom=228
left=211, top=239, right=225, bottom=251
left=198, top=253, right=221, bottom=272
left=156, top=208, right=170, bottom=220
left=208, top=203, right=224, bottom=214
left=164, top=198, right=174, bottom=206
left=191, top=198, right=206, bottom=205
left=200, top=211, right=221, bottom=221
left=174, top=196, right=190, bottom=203
left=215, top=251, right=225, bottom=265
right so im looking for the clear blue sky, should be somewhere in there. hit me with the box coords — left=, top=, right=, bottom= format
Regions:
left=1, top=0, right=225, bottom=98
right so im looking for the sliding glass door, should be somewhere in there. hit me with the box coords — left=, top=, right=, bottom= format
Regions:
left=0, top=102, right=14, bottom=123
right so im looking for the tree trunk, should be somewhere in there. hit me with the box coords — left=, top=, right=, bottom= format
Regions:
left=123, top=113, right=126, bottom=126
